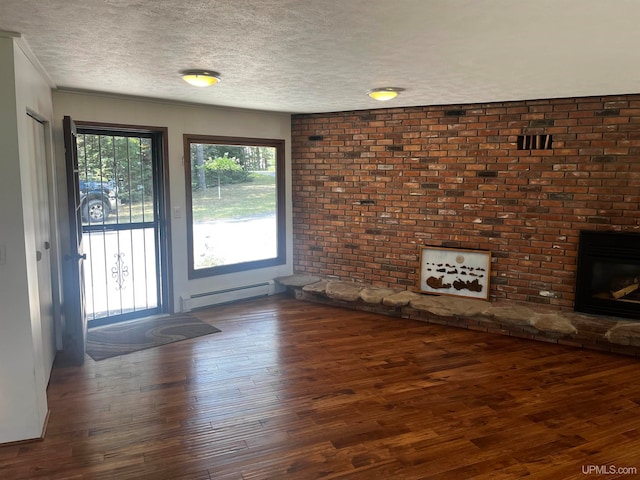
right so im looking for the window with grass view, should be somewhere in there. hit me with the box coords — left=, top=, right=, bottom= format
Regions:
left=184, top=135, right=286, bottom=277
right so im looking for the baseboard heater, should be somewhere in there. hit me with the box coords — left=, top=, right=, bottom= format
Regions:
left=181, top=280, right=277, bottom=312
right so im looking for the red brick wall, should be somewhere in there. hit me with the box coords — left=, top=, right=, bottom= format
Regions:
left=291, top=95, right=640, bottom=309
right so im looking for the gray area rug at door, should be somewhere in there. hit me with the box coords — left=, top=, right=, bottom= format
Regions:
left=86, top=313, right=221, bottom=361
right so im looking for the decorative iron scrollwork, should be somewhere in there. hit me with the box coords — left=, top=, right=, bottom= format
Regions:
left=111, top=253, right=129, bottom=290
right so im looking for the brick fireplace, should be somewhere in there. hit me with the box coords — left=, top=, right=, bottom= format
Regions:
left=291, top=94, right=640, bottom=313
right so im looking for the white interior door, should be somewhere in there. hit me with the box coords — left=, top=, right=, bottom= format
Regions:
left=27, top=114, right=56, bottom=378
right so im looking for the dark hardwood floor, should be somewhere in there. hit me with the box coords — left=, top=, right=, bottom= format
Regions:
left=2, top=294, right=640, bottom=479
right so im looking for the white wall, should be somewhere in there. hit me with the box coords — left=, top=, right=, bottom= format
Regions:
left=0, top=35, right=55, bottom=443
left=52, top=91, right=293, bottom=312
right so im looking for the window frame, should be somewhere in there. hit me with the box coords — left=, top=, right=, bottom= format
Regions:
left=183, top=134, right=286, bottom=279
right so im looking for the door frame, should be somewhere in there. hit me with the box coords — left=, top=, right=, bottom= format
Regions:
left=70, top=120, right=174, bottom=326
left=26, top=112, right=60, bottom=377
left=74, top=121, right=173, bottom=320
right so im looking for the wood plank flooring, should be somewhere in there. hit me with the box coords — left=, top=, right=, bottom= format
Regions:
left=2, top=294, right=640, bottom=479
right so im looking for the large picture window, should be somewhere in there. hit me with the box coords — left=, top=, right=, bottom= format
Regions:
left=184, top=135, right=286, bottom=278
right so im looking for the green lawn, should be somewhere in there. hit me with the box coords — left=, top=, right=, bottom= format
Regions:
left=96, top=172, right=276, bottom=225
left=191, top=173, right=276, bottom=222
left=110, top=201, right=154, bottom=224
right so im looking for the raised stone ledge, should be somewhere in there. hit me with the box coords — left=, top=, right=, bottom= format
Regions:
left=274, top=274, right=640, bottom=357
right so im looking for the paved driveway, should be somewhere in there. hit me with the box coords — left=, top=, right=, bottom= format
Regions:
left=83, top=214, right=277, bottom=320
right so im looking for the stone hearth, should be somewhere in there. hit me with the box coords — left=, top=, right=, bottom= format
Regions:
left=275, top=275, right=640, bottom=357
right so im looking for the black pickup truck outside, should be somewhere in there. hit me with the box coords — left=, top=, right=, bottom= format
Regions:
left=79, top=180, right=117, bottom=222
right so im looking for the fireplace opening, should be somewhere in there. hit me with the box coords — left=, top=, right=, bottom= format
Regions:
left=575, top=230, right=640, bottom=320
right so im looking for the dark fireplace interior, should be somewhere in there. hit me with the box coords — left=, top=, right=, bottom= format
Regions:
left=575, top=230, right=640, bottom=320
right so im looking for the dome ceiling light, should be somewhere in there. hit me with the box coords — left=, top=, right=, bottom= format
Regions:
left=368, top=87, right=405, bottom=101
left=181, top=70, right=221, bottom=87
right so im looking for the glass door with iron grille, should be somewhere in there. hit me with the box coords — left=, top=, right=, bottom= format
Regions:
left=77, top=127, right=166, bottom=327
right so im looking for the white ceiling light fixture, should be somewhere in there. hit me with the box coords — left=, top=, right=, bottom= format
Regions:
left=181, top=69, right=221, bottom=87
left=368, top=87, right=405, bottom=101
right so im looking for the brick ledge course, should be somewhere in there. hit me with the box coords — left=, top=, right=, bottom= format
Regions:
left=274, top=275, right=640, bottom=357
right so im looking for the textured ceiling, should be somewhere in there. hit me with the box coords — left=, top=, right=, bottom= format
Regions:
left=2, top=0, right=640, bottom=113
